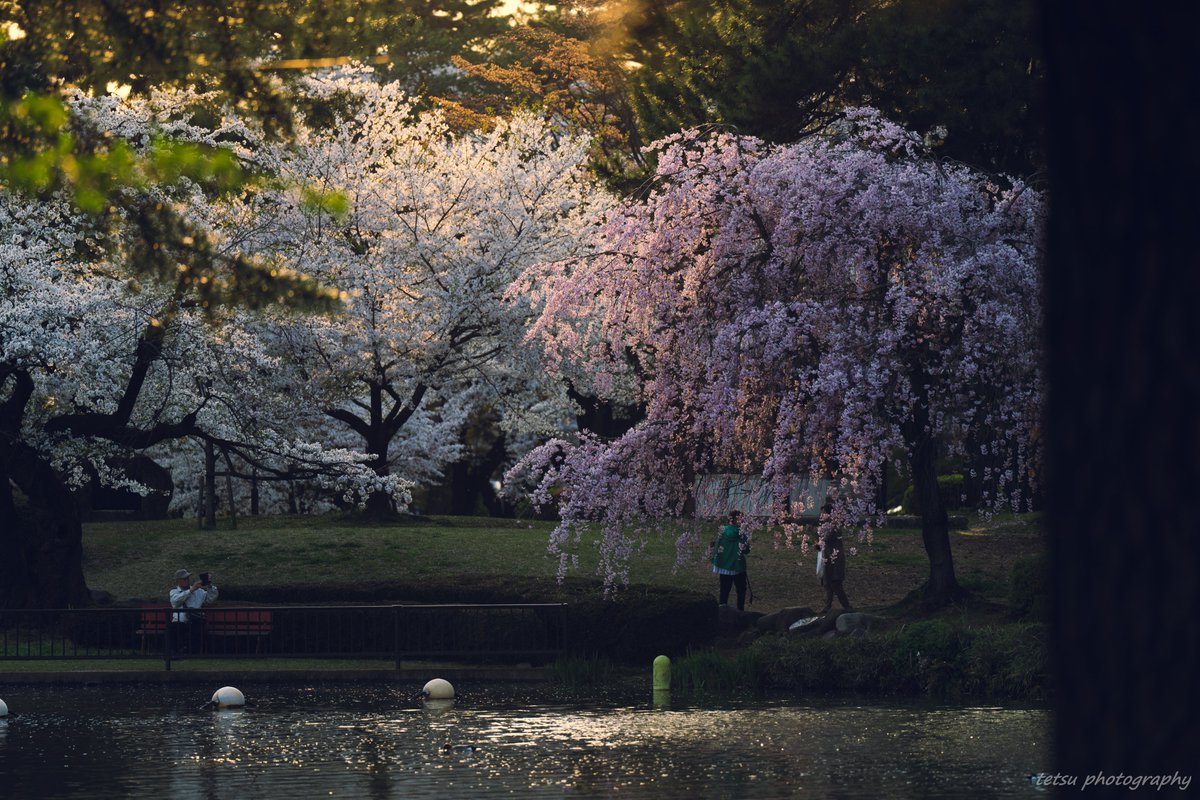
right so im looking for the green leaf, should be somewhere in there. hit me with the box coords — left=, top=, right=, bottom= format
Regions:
left=74, top=187, right=107, bottom=213
left=301, top=186, right=349, bottom=217
left=17, top=93, right=69, bottom=134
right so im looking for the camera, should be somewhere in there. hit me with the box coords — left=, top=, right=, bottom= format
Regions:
left=199, top=572, right=210, bottom=585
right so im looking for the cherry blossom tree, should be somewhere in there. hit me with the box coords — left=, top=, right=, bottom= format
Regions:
left=2, top=70, right=606, bottom=612
left=509, top=109, right=1045, bottom=605
left=0, top=194, right=405, bottom=606
left=0, top=85, right=406, bottom=608
left=211, top=70, right=608, bottom=517
left=41, top=71, right=606, bottom=528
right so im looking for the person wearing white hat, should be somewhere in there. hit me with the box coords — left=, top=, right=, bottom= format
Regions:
left=169, top=568, right=218, bottom=654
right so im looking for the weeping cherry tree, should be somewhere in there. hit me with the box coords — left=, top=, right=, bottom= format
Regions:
left=508, top=110, right=1044, bottom=605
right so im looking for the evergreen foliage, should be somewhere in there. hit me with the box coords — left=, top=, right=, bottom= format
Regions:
left=621, top=0, right=1044, bottom=177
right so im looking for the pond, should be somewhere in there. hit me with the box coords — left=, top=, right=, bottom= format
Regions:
left=0, top=683, right=1049, bottom=799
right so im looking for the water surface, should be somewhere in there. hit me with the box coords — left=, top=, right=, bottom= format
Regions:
left=0, top=683, right=1049, bottom=799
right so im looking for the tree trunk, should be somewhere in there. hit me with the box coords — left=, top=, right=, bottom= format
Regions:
left=448, top=427, right=510, bottom=517
left=902, top=379, right=964, bottom=608
left=202, top=438, right=217, bottom=529
left=250, top=469, right=260, bottom=515
left=325, top=380, right=426, bottom=520
left=0, top=369, right=88, bottom=608
left=1042, top=1, right=1200, bottom=782
left=0, top=455, right=91, bottom=609
left=908, top=427, right=964, bottom=608
left=364, top=487, right=394, bottom=518
left=363, top=427, right=394, bottom=519
left=221, top=446, right=237, bottom=529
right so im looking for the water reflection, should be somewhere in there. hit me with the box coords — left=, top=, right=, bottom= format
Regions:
left=0, top=684, right=1048, bottom=799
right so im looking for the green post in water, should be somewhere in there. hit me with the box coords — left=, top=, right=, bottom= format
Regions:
left=653, top=655, right=671, bottom=692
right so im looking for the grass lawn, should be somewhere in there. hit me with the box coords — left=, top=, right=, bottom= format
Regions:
left=83, top=512, right=1044, bottom=617
left=84, top=515, right=568, bottom=599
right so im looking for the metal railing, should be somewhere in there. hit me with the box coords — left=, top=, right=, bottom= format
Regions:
left=0, top=604, right=568, bottom=670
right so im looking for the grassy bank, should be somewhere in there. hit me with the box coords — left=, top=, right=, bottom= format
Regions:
left=738, top=619, right=1049, bottom=701
left=60, top=512, right=1051, bottom=698
left=82, top=511, right=1043, bottom=615
left=83, top=515, right=567, bottom=600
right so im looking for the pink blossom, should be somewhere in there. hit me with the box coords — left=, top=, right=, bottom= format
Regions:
left=514, top=109, right=1045, bottom=589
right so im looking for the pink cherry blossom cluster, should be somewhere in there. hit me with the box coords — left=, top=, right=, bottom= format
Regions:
left=512, top=108, right=1045, bottom=589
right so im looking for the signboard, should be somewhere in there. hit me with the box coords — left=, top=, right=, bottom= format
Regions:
left=693, top=474, right=830, bottom=519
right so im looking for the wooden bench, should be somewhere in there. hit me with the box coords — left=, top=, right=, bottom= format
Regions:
left=205, top=609, right=273, bottom=654
left=134, top=604, right=171, bottom=654
left=135, top=606, right=273, bottom=654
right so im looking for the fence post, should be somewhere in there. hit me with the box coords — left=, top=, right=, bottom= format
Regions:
left=164, top=608, right=172, bottom=671
left=393, top=606, right=401, bottom=671
left=561, top=603, right=568, bottom=656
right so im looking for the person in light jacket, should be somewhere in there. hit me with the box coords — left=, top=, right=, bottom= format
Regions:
left=169, top=568, right=218, bottom=654
left=710, top=510, right=750, bottom=610
left=818, top=508, right=852, bottom=614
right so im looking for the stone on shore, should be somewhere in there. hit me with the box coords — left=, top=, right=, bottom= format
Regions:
left=717, top=604, right=764, bottom=637
left=834, top=612, right=885, bottom=636
left=756, top=606, right=818, bottom=633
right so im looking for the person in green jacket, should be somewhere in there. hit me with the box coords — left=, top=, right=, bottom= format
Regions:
left=710, top=510, right=750, bottom=610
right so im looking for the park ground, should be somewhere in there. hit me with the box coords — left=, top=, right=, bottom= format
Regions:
left=82, top=511, right=1044, bottom=621
left=3, top=513, right=1047, bottom=699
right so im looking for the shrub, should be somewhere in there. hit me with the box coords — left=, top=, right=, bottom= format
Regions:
left=901, top=474, right=967, bottom=514
left=823, top=635, right=906, bottom=693
left=894, top=618, right=968, bottom=664
left=698, top=620, right=1049, bottom=701
left=893, top=619, right=974, bottom=697
left=751, top=634, right=910, bottom=694
left=751, top=635, right=840, bottom=692
left=1009, top=555, right=1048, bottom=618
left=961, top=623, right=1050, bottom=700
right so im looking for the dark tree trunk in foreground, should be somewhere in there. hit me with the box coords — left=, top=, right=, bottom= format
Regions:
left=363, top=429, right=394, bottom=519
left=568, top=384, right=642, bottom=440
left=1042, top=2, right=1200, bottom=787
left=0, top=448, right=90, bottom=609
left=1, top=369, right=89, bottom=608
left=1, top=318, right=197, bottom=608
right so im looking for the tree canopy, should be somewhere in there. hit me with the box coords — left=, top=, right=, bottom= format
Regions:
left=1, top=1, right=1049, bottom=609
left=206, top=72, right=607, bottom=515
left=617, top=0, right=1044, bottom=178
left=508, top=110, right=1044, bottom=600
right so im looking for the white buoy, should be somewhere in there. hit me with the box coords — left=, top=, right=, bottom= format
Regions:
left=422, top=678, right=454, bottom=700
left=0, top=698, right=7, bottom=717
left=211, top=686, right=245, bottom=709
